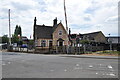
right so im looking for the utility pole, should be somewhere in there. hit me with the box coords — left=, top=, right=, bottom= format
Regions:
left=8, top=9, right=13, bottom=51
left=64, top=0, right=69, bottom=54
left=64, top=0, right=68, bottom=32
left=108, top=34, right=112, bottom=51
left=8, top=9, right=11, bottom=45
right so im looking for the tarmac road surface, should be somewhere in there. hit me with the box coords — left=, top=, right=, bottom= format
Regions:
left=1, top=52, right=118, bottom=78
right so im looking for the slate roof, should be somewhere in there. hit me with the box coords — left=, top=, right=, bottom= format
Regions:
left=83, top=31, right=101, bottom=37
left=82, top=31, right=103, bottom=40
left=35, top=25, right=53, bottom=39
left=35, top=23, right=65, bottom=39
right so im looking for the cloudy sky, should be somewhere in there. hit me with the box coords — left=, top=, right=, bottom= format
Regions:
left=0, top=0, right=119, bottom=39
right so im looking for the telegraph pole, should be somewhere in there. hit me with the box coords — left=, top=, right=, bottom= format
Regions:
left=108, top=34, right=112, bottom=51
left=8, top=9, right=11, bottom=45
left=64, top=0, right=68, bottom=32
left=64, top=0, right=69, bottom=54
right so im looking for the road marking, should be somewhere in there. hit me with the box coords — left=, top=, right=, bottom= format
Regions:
left=64, top=69, right=67, bottom=72
left=96, top=73, right=98, bottom=74
left=76, top=64, right=79, bottom=67
left=89, top=65, right=93, bottom=68
left=106, top=73, right=115, bottom=76
left=108, top=65, right=113, bottom=69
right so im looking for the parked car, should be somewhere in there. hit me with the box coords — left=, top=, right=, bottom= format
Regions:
left=0, top=43, right=8, bottom=49
left=21, top=44, right=28, bottom=48
left=12, top=43, right=17, bottom=47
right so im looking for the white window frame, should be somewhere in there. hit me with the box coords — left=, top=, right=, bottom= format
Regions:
left=41, top=40, right=46, bottom=47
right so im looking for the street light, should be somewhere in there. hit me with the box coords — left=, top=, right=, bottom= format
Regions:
left=108, top=34, right=112, bottom=51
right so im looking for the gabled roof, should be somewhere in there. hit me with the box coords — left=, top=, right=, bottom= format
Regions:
left=35, top=22, right=68, bottom=39
left=35, top=25, right=53, bottom=39
left=82, top=31, right=104, bottom=40
left=82, top=31, right=102, bottom=37
left=53, top=22, right=68, bottom=34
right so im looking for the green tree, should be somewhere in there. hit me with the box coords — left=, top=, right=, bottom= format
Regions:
left=14, top=25, right=22, bottom=37
left=80, top=40, right=89, bottom=45
left=80, top=40, right=90, bottom=53
left=1, top=35, right=9, bottom=43
left=18, top=26, right=22, bottom=36
left=11, top=35, right=19, bottom=43
left=12, top=25, right=22, bottom=43
left=28, top=40, right=34, bottom=45
left=14, top=25, right=19, bottom=36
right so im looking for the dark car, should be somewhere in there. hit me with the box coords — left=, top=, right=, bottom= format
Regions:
left=21, top=44, right=28, bottom=48
left=0, top=43, right=8, bottom=49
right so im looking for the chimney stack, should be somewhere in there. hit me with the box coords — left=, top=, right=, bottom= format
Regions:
left=53, top=17, right=57, bottom=26
left=34, top=17, right=37, bottom=26
left=69, top=28, right=71, bottom=35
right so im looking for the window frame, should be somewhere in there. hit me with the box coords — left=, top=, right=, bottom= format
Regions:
left=58, top=30, right=62, bottom=35
left=41, top=40, right=46, bottom=47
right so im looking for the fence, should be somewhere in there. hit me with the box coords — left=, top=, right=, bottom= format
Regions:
left=8, top=44, right=119, bottom=54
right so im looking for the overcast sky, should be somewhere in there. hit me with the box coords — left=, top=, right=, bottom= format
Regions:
left=0, top=0, right=119, bottom=39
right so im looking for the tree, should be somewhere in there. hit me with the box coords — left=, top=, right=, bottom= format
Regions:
left=14, top=25, right=19, bottom=36
left=1, top=35, right=9, bottom=43
left=80, top=40, right=89, bottom=45
left=14, top=25, right=22, bottom=37
left=12, top=25, right=22, bottom=43
left=11, top=34, right=19, bottom=43
left=80, top=40, right=90, bottom=53
left=18, top=26, right=22, bottom=37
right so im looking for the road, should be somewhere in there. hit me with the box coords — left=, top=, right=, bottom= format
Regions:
left=1, top=52, right=118, bottom=78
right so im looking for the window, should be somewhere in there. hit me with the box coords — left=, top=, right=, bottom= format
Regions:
left=41, top=40, right=46, bottom=47
left=59, top=30, right=62, bottom=35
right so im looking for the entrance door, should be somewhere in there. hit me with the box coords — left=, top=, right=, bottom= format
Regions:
left=59, top=41, right=63, bottom=46
left=49, top=41, right=52, bottom=49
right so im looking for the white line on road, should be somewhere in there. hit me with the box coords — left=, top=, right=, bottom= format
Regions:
left=108, top=65, right=113, bottom=69
left=96, top=73, right=98, bottom=74
left=76, top=64, right=79, bottom=67
left=64, top=69, right=67, bottom=72
left=106, top=73, right=116, bottom=76
left=89, top=65, right=93, bottom=68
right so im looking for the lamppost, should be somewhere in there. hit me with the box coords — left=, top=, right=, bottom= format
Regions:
left=18, top=34, right=21, bottom=51
left=108, top=34, right=112, bottom=51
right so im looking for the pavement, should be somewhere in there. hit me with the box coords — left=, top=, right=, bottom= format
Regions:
left=60, top=55, right=119, bottom=59
left=1, top=50, right=119, bottom=59
left=1, top=52, right=119, bottom=78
